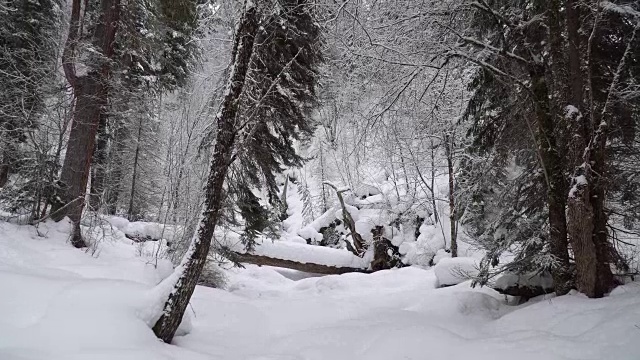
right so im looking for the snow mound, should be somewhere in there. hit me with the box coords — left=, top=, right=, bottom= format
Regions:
left=105, top=215, right=178, bottom=240
left=434, top=257, right=479, bottom=286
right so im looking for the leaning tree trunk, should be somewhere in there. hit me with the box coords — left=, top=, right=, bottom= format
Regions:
left=50, top=0, right=121, bottom=248
left=152, top=3, right=259, bottom=343
left=324, top=182, right=366, bottom=255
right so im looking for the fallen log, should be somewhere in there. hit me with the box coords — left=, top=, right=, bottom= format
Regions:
left=124, top=233, right=158, bottom=243
left=231, top=251, right=371, bottom=275
left=493, top=285, right=554, bottom=299
left=120, top=232, right=371, bottom=275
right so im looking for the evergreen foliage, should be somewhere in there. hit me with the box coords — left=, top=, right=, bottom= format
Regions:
left=0, top=0, right=61, bottom=217
left=229, top=0, right=324, bottom=249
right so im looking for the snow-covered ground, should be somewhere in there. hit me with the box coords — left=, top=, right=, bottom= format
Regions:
left=1, top=220, right=639, bottom=360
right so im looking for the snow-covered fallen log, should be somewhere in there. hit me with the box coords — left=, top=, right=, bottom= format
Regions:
left=227, top=238, right=370, bottom=275
left=230, top=252, right=371, bottom=275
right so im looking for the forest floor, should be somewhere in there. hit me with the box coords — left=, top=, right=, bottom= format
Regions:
left=0, top=219, right=639, bottom=360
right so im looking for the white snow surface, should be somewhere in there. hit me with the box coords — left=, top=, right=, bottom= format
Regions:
left=1, top=220, right=640, bottom=360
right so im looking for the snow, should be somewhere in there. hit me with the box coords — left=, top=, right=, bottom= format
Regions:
left=104, top=215, right=179, bottom=241
left=569, top=174, right=588, bottom=198
left=1, top=220, right=640, bottom=360
left=434, top=257, right=480, bottom=286
left=564, top=104, right=580, bottom=119
left=298, top=205, right=339, bottom=242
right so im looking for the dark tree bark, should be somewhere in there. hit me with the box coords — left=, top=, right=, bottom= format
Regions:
left=50, top=0, right=121, bottom=248
left=566, top=0, right=583, bottom=109
left=370, top=225, right=401, bottom=271
left=51, top=75, right=107, bottom=247
left=543, top=0, right=574, bottom=295
left=445, top=134, right=457, bottom=257
left=0, top=145, right=14, bottom=187
left=152, top=3, right=259, bottom=343
left=590, top=128, right=615, bottom=296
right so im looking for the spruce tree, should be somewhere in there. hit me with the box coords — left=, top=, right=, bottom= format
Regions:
left=151, top=0, right=324, bottom=343
left=0, top=0, right=60, bottom=212
left=458, top=0, right=639, bottom=296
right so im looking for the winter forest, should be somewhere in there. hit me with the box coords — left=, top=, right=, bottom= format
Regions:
left=1, top=0, right=640, bottom=358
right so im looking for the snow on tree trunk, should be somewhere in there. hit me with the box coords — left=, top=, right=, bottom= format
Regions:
left=151, top=2, right=259, bottom=343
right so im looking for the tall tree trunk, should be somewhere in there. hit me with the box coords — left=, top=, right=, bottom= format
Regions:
left=0, top=144, right=14, bottom=188
left=319, top=145, right=328, bottom=212
left=445, top=134, right=457, bottom=257
left=528, top=63, right=572, bottom=295
left=105, top=120, right=126, bottom=215
left=547, top=0, right=568, bottom=105
left=430, top=139, right=439, bottom=224
left=127, top=116, right=143, bottom=220
left=590, top=126, right=614, bottom=295
left=51, top=74, right=106, bottom=247
left=51, top=0, right=121, bottom=248
left=89, top=112, right=109, bottom=210
left=567, top=174, right=598, bottom=296
left=170, top=165, right=185, bottom=223
left=566, top=0, right=583, bottom=109
left=152, top=3, right=259, bottom=343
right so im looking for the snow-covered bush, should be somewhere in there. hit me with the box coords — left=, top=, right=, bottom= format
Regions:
left=198, top=262, right=228, bottom=289
left=434, top=257, right=479, bottom=286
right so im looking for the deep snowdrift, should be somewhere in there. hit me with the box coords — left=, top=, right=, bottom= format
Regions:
left=0, top=220, right=639, bottom=360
